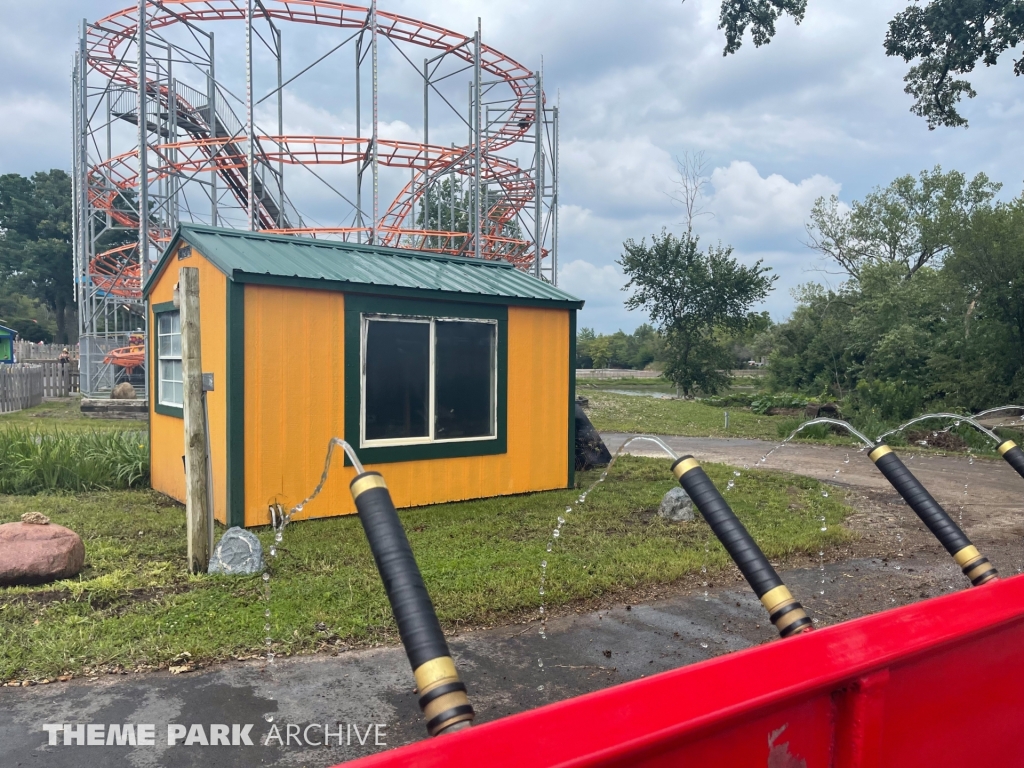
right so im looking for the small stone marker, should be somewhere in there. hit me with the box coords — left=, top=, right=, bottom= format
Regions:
left=659, top=487, right=695, bottom=523
left=208, top=527, right=265, bottom=575
left=0, top=520, right=85, bottom=586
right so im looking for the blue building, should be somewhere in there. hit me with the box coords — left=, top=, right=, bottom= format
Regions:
left=0, top=325, right=16, bottom=364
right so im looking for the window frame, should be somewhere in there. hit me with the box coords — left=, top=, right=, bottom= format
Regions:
left=344, top=295, right=507, bottom=465
left=359, top=314, right=498, bottom=449
left=151, top=301, right=184, bottom=418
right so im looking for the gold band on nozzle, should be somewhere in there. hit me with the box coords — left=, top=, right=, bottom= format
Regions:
left=760, top=585, right=812, bottom=635
left=414, top=657, right=473, bottom=735
left=998, top=440, right=1018, bottom=456
left=953, top=545, right=998, bottom=586
left=868, top=444, right=892, bottom=462
left=671, top=456, right=700, bottom=480
left=759, top=585, right=794, bottom=614
left=953, top=545, right=981, bottom=568
left=350, top=472, right=387, bottom=500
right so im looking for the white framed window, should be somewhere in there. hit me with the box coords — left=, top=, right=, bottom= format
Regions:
left=157, top=311, right=183, bottom=408
left=360, top=314, right=498, bottom=447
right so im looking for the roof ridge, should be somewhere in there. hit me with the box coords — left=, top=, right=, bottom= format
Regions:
left=177, top=223, right=515, bottom=269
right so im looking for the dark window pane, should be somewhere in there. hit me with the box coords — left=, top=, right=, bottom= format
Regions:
left=364, top=320, right=430, bottom=441
left=435, top=321, right=495, bottom=440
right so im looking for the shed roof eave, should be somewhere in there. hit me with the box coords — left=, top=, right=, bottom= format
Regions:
left=231, top=270, right=586, bottom=310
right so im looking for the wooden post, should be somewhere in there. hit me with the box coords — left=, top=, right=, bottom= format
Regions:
left=179, top=267, right=211, bottom=573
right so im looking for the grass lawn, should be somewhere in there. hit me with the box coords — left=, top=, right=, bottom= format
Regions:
left=0, top=398, right=131, bottom=432
left=0, top=456, right=850, bottom=682
left=584, top=390, right=801, bottom=442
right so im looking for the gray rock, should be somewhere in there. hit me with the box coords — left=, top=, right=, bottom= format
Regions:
left=208, top=527, right=265, bottom=575
left=110, top=382, right=136, bottom=399
left=658, top=486, right=694, bottom=522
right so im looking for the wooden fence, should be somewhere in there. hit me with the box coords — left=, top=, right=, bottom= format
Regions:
left=0, top=365, right=44, bottom=413
left=35, top=360, right=80, bottom=397
left=13, top=341, right=79, bottom=361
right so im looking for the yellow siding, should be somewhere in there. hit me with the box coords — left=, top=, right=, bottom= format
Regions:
left=148, top=249, right=229, bottom=523
left=243, top=285, right=347, bottom=527
left=243, top=293, right=569, bottom=525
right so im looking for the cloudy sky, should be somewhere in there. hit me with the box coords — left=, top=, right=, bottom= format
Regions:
left=3, top=0, right=1023, bottom=332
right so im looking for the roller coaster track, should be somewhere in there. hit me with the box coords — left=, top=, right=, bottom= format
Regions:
left=84, top=1, right=543, bottom=300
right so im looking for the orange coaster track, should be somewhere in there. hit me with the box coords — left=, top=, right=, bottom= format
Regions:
left=84, top=1, right=546, bottom=300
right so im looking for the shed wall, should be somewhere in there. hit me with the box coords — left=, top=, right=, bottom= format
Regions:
left=242, top=286, right=569, bottom=526
left=148, top=251, right=229, bottom=524
left=242, top=284, right=347, bottom=527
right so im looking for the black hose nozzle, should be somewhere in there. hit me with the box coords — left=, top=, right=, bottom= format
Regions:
left=998, top=440, right=1024, bottom=482
left=671, top=456, right=813, bottom=638
left=868, top=445, right=997, bottom=586
left=349, top=471, right=474, bottom=736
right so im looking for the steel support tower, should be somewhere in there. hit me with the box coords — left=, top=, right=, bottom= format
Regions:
left=73, top=1, right=559, bottom=395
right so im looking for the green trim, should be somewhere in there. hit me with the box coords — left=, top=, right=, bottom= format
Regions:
left=568, top=309, right=577, bottom=488
left=144, top=236, right=182, bottom=297
left=151, top=302, right=183, bottom=419
left=235, top=271, right=584, bottom=310
left=144, top=233, right=211, bottom=297
left=344, top=294, right=508, bottom=465
left=225, top=281, right=246, bottom=528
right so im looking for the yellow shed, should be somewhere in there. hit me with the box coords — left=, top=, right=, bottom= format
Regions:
left=144, top=224, right=583, bottom=528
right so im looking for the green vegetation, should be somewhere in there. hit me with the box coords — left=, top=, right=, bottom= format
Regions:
left=0, top=427, right=148, bottom=494
left=0, top=457, right=850, bottom=681
left=0, top=170, right=74, bottom=342
left=716, top=1, right=1020, bottom=130
left=0, top=399, right=130, bottom=432
left=579, top=376, right=675, bottom=391
left=576, top=325, right=664, bottom=370
left=703, top=392, right=808, bottom=414
left=766, top=173, right=1024, bottom=421
left=620, top=230, right=775, bottom=396
left=585, top=390, right=793, bottom=441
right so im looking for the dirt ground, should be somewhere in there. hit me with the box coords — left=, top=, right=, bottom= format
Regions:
left=603, top=432, right=1024, bottom=593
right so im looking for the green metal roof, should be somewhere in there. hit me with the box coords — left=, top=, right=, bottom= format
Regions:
left=146, top=224, right=583, bottom=309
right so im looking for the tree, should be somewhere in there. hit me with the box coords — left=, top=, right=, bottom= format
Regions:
left=620, top=230, right=776, bottom=396
left=715, top=0, right=807, bottom=56
left=0, top=171, right=75, bottom=342
left=416, top=177, right=523, bottom=250
left=806, top=167, right=1000, bottom=281
left=575, top=325, right=665, bottom=369
left=947, top=199, right=1024, bottom=378
left=669, top=151, right=714, bottom=231
left=713, top=0, right=1024, bottom=128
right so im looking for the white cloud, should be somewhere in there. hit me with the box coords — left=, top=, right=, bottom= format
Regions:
left=558, top=258, right=622, bottom=300
left=706, top=160, right=841, bottom=238
left=0, top=94, right=66, bottom=171
left=7, top=0, right=1024, bottom=331
left=560, top=136, right=676, bottom=216
left=558, top=258, right=641, bottom=332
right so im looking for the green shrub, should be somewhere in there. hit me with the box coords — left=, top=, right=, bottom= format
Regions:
left=750, top=393, right=809, bottom=414
left=850, top=380, right=928, bottom=422
left=701, top=393, right=754, bottom=407
left=0, top=428, right=149, bottom=494
left=775, top=418, right=832, bottom=441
